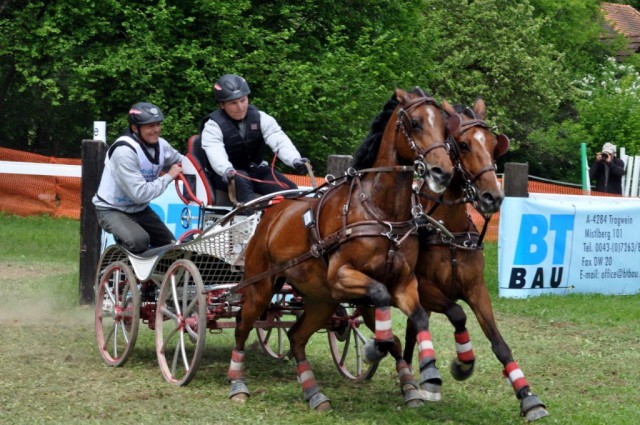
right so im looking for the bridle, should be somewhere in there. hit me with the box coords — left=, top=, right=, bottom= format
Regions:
left=448, top=118, right=499, bottom=190
left=418, top=114, right=503, bottom=247
left=394, top=89, right=450, bottom=176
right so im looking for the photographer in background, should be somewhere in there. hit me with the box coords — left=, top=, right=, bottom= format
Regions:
left=589, top=142, right=625, bottom=195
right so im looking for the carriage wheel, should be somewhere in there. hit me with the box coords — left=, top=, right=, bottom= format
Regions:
left=95, top=261, right=140, bottom=367
left=327, top=305, right=378, bottom=381
left=255, top=291, right=295, bottom=359
left=155, top=259, right=207, bottom=386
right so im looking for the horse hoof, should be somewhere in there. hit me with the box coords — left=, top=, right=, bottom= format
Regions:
left=521, top=394, right=549, bottom=422
left=229, top=380, right=250, bottom=403
left=309, top=392, right=332, bottom=411
left=363, top=338, right=388, bottom=364
left=525, top=406, right=549, bottom=422
left=315, top=401, right=332, bottom=412
left=406, top=398, right=424, bottom=408
left=403, top=387, right=425, bottom=408
left=450, top=358, right=474, bottom=381
left=230, top=393, right=249, bottom=403
left=419, top=382, right=442, bottom=402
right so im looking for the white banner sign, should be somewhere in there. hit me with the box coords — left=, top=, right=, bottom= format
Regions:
left=498, top=193, right=640, bottom=298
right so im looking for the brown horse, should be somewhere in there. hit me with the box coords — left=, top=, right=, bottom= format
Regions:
left=403, top=98, right=549, bottom=421
left=226, top=88, right=456, bottom=410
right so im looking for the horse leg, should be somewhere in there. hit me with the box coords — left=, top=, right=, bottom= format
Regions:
left=405, top=307, right=442, bottom=402
left=390, top=277, right=444, bottom=405
left=361, top=305, right=424, bottom=408
left=468, top=284, right=549, bottom=421
left=287, top=300, right=336, bottom=411
left=443, top=303, right=476, bottom=381
left=227, top=281, right=274, bottom=403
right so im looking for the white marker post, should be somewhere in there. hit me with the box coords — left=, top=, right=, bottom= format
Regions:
left=93, top=121, right=106, bottom=142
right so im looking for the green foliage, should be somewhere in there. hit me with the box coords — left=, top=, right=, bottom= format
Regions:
left=573, top=57, right=640, bottom=157
left=425, top=0, right=569, bottom=132
left=524, top=120, right=590, bottom=182
left=1, top=0, right=433, bottom=169
left=1, top=0, right=639, bottom=181
left=529, top=0, right=620, bottom=76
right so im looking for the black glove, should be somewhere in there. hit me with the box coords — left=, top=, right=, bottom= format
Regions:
left=293, top=158, right=310, bottom=172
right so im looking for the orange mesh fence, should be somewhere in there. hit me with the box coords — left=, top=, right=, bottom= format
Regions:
left=0, top=148, right=82, bottom=219
left=3, top=149, right=628, bottom=243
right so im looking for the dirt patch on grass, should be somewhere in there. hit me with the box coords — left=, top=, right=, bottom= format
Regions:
left=0, top=261, right=71, bottom=281
left=0, top=261, right=91, bottom=326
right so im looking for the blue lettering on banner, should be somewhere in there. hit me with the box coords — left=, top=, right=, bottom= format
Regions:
left=513, top=214, right=574, bottom=265
left=508, top=214, right=573, bottom=290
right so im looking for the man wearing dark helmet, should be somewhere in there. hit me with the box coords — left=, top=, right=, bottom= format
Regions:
left=92, top=102, right=184, bottom=254
left=199, top=74, right=311, bottom=203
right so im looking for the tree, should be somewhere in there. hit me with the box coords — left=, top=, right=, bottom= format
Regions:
left=0, top=0, right=636, bottom=183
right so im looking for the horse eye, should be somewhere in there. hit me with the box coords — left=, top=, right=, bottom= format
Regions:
left=410, top=119, right=422, bottom=130
left=458, top=142, right=470, bottom=152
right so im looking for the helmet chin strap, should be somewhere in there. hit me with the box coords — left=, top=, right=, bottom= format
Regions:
left=133, top=126, right=155, bottom=147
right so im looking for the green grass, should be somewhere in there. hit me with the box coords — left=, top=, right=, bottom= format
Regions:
left=0, top=214, right=639, bottom=424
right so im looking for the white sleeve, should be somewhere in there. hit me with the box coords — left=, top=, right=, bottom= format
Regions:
left=160, top=138, right=185, bottom=166
left=201, top=118, right=233, bottom=175
left=259, top=111, right=301, bottom=167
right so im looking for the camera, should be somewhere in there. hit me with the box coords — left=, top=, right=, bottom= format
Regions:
left=601, top=152, right=609, bottom=160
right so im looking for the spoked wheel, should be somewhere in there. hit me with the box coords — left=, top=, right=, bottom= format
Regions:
left=95, top=261, right=140, bottom=367
left=255, top=289, right=298, bottom=359
left=155, top=259, right=207, bottom=386
left=327, top=305, right=378, bottom=381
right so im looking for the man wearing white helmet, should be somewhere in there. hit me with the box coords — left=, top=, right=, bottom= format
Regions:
left=93, top=102, right=184, bottom=253
left=199, top=74, right=311, bottom=203
left=589, top=142, right=625, bottom=195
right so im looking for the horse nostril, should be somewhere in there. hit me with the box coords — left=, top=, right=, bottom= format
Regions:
left=481, top=193, right=503, bottom=212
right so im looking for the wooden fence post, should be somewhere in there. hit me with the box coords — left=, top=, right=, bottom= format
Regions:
left=79, top=139, right=107, bottom=305
left=327, top=154, right=353, bottom=177
left=504, top=162, right=529, bottom=197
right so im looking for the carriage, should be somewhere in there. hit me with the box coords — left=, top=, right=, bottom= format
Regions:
left=94, top=136, right=377, bottom=387
left=94, top=88, right=548, bottom=421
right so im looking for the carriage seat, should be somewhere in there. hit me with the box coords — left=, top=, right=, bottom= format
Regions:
left=181, top=134, right=233, bottom=207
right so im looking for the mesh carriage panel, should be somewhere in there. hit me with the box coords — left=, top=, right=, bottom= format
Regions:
left=184, top=214, right=260, bottom=266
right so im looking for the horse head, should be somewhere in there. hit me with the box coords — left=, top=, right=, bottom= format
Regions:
left=386, top=88, right=455, bottom=193
left=442, top=97, right=507, bottom=214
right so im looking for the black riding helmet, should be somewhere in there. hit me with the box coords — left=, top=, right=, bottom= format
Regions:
left=128, top=102, right=164, bottom=126
left=214, top=74, right=251, bottom=102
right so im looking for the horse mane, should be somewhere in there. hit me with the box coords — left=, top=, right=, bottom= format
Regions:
left=352, top=87, right=428, bottom=170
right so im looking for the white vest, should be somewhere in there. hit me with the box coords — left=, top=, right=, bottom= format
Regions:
left=96, top=136, right=166, bottom=208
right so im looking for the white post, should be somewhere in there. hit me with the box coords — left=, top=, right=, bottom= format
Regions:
left=93, top=121, right=107, bottom=142
left=631, top=156, right=640, bottom=197
left=620, top=147, right=627, bottom=196
left=623, top=156, right=633, bottom=197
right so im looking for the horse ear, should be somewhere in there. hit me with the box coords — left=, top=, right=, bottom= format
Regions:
left=395, top=88, right=409, bottom=103
left=474, top=97, right=486, bottom=120
left=447, top=113, right=461, bottom=136
left=441, top=97, right=456, bottom=116
left=495, top=133, right=510, bottom=157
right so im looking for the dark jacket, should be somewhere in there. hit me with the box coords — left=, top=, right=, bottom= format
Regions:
left=589, top=156, right=625, bottom=194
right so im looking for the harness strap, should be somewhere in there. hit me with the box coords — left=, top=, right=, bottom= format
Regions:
left=232, top=220, right=417, bottom=293
left=449, top=244, right=459, bottom=299
left=420, top=230, right=481, bottom=249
